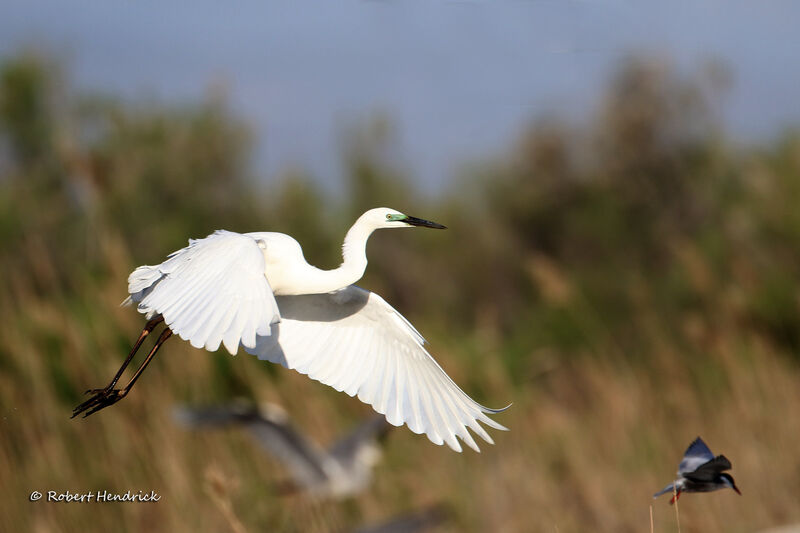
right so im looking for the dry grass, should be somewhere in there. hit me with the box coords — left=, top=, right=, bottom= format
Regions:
left=1, top=240, right=799, bottom=533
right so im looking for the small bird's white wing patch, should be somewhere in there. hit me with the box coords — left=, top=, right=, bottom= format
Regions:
left=678, top=436, right=716, bottom=475
left=244, top=286, right=508, bottom=452
left=127, top=230, right=280, bottom=355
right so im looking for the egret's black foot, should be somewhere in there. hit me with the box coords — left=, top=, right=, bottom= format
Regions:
left=72, top=388, right=127, bottom=418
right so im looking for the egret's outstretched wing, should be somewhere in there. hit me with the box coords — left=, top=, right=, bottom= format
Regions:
left=245, top=286, right=508, bottom=452
left=127, top=230, right=280, bottom=355
left=678, top=437, right=716, bottom=476
left=174, top=403, right=330, bottom=489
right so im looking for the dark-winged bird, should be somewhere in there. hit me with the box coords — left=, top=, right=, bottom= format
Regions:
left=654, top=436, right=741, bottom=503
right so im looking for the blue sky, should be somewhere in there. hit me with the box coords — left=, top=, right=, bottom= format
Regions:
left=2, top=1, right=798, bottom=194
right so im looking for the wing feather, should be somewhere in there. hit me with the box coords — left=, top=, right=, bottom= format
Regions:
left=404, top=359, right=425, bottom=434
left=205, top=298, right=239, bottom=353
left=303, top=328, right=333, bottom=373
left=377, top=346, right=397, bottom=416
left=391, top=350, right=405, bottom=426
left=128, top=230, right=280, bottom=355
left=331, top=327, right=361, bottom=391
left=315, top=329, right=345, bottom=383
left=420, top=361, right=463, bottom=451
left=340, top=328, right=370, bottom=396
left=678, top=437, right=716, bottom=475
left=685, top=455, right=733, bottom=482
left=245, top=286, right=508, bottom=452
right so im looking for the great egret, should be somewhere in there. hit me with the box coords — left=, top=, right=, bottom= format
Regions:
left=653, top=436, right=741, bottom=503
left=73, top=207, right=508, bottom=452
left=174, top=402, right=389, bottom=499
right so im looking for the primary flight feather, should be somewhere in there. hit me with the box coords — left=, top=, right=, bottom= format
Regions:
left=73, top=207, right=508, bottom=452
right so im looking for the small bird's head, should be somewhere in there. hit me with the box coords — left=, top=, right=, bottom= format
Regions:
left=364, top=207, right=447, bottom=230
left=719, top=473, right=741, bottom=495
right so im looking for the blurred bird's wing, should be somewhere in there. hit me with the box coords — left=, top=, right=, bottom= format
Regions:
left=175, top=403, right=330, bottom=489
left=244, top=406, right=332, bottom=489
left=678, top=437, right=716, bottom=475
left=328, top=415, right=390, bottom=463
left=173, top=403, right=263, bottom=426
left=245, top=285, right=508, bottom=453
left=127, top=230, right=280, bottom=355
left=685, top=455, right=733, bottom=482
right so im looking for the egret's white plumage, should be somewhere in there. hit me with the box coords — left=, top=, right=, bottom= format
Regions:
left=246, top=286, right=507, bottom=452
left=128, top=231, right=280, bottom=354
left=85, top=208, right=507, bottom=451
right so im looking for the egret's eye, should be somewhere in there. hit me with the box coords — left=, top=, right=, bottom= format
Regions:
left=386, top=213, right=391, bottom=219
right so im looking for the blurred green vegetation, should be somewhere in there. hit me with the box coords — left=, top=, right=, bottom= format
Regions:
left=1, top=53, right=800, bottom=532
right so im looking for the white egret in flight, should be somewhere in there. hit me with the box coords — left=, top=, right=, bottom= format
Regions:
left=174, top=402, right=389, bottom=499
left=73, top=208, right=508, bottom=451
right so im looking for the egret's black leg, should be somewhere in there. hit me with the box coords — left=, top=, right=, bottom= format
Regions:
left=107, top=316, right=164, bottom=390
left=117, top=327, right=172, bottom=395
left=71, top=316, right=166, bottom=419
left=74, top=327, right=173, bottom=418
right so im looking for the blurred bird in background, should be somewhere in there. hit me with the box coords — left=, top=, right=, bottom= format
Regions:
left=175, top=401, right=390, bottom=500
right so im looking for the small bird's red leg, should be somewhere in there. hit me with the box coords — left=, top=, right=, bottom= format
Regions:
left=669, top=491, right=681, bottom=505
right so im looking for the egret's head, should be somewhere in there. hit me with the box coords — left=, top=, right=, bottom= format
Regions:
left=719, top=473, right=741, bottom=495
left=365, top=207, right=447, bottom=230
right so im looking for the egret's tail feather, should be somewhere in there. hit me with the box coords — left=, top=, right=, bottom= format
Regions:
left=128, top=264, right=165, bottom=299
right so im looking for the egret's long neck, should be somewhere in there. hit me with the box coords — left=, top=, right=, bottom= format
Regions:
left=339, top=218, right=373, bottom=283
left=296, top=215, right=375, bottom=294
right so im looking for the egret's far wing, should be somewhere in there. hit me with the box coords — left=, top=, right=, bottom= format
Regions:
left=245, top=286, right=509, bottom=452
left=127, top=230, right=279, bottom=354
left=678, top=437, right=716, bottom=476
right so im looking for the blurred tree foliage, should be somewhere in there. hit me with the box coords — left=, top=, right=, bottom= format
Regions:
left=2, top=51, right=800, bottom=385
